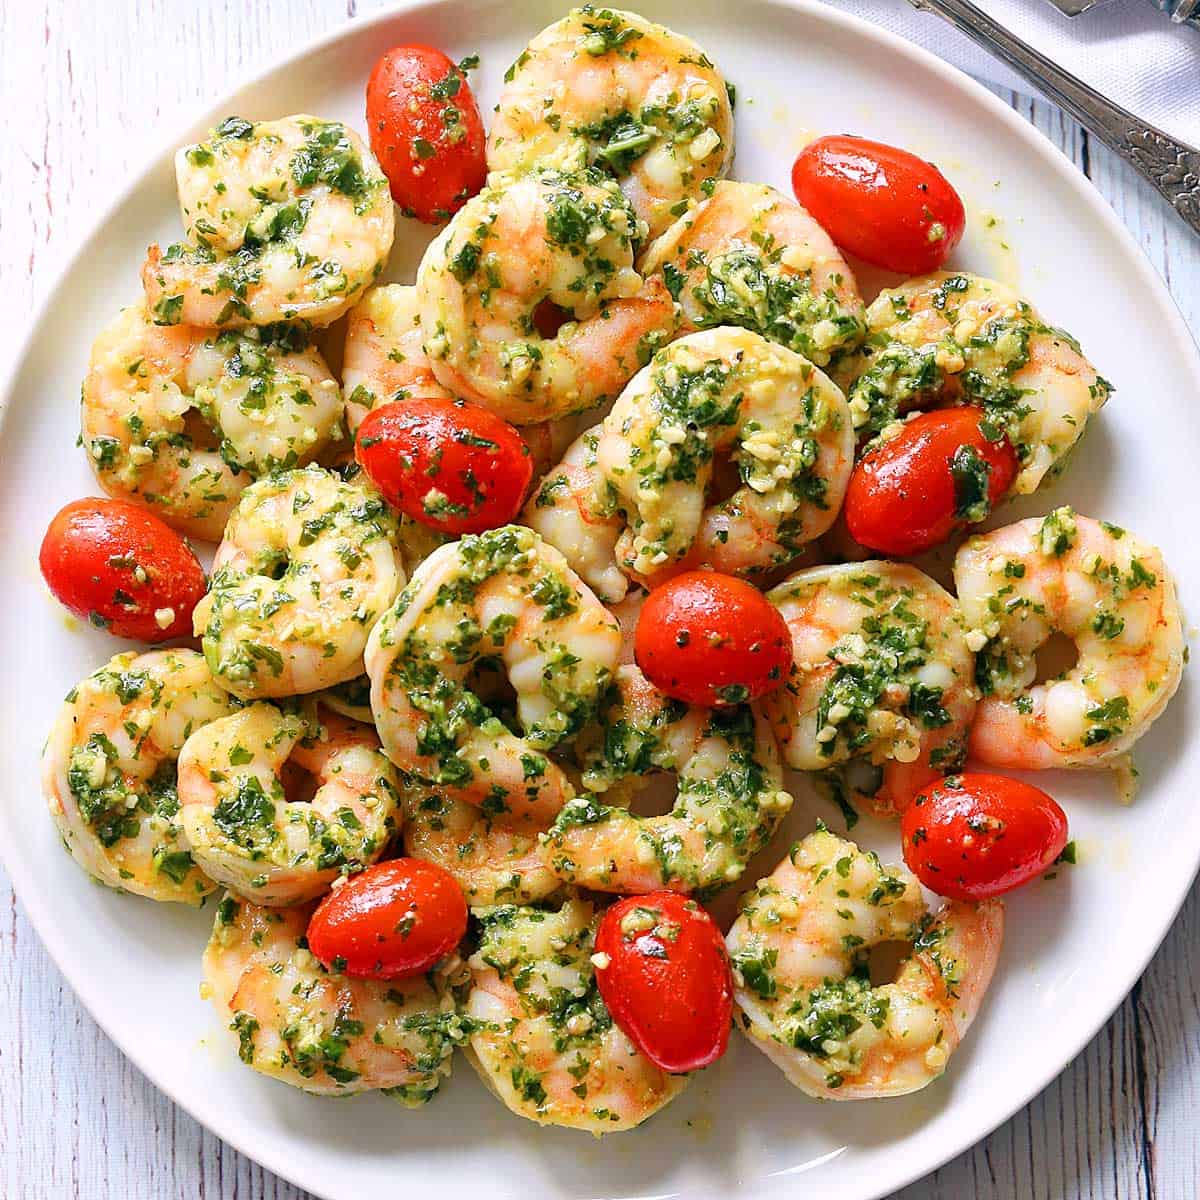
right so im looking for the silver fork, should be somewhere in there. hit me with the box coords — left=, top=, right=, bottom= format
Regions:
left=906, top=0, right=1200, bottom=236
left=1044, top=0, right=1200, bottom=19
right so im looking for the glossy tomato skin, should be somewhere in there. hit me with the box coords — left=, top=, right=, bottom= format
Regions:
left=844, top=407, right=1019, bottom=557
left=635, top=571, right=793, bottom=707
left=901, top=773, right=1069, bottom=900
left=39, top=498, right=206, bottom=641
left=365, top=45, right=486, bottom=223
left=307, top=859, right=468, bottom=980
left=356, top=397, right=533, bottom=534
left=792, top=135, right=966, bottom=274
left=594, top=892, right=732, bottom=1073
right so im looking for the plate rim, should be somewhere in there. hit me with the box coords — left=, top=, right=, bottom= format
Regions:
left=2, top=2, right=1198, bottom=1198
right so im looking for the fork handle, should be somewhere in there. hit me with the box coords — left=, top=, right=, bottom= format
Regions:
left=907, top=0, right=1200, bottom=238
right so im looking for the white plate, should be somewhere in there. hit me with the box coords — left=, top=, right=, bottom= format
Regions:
left=2, top=2, right=1197, bottom=1198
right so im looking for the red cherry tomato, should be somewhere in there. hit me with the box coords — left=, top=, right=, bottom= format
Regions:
left=356, top=397, right=533, bottom=534
left=594, top=892, right=732, bottom=1073
left=901, top=772, right=1069, bottom=900
left=634, top=571, right=792, bottom=708
left=39, top=498, right=206, bottom=641
left=792, top=135, right=966, bottom=274
left=844, top=408, right=1019, bottom=557
left=365, top=45, right=486, bottom=223
left=307, top=858, right=468, bottom=980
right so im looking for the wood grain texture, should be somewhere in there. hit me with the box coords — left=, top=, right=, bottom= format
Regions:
left=1, top=4, right=1197, bottom=1198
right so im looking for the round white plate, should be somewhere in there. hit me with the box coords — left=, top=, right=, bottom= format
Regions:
left=2, top=2, right=1197, bottom=1198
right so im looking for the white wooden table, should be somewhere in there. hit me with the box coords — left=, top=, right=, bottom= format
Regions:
left=2, top=3, right=1197, bottom=1198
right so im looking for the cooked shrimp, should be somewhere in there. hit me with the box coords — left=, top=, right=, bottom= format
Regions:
left=81, top=304, right=342, bottom=541
left=179, top=705, right=400, bottom=905
left=41, top=649, right=237, bottom=903
left=203, top=893, right=466, bottom=1100
left=546, top=593, right=793, bottom=895
left=522, top=428, right=627, bottom=603
left=726, top=828, right=1003, bottom=1099
left=143, top=115, right=393, bottom=329
left=365, top=525, right=621, bottom=822
left=417, top=166, right=676, bottom=424
left=762, top=562, right=977, bottom=816
left=594, top=327, right=855, bottom=589
left=837, top=272, right=1110, bottom=493
left=343, top=284, right=451, bottom=432
left=642, top=180, right=866, bottom=367
left=466, top=899, right=688, bottom=1131
left=193, top=466, right=403, bottom=698
left=954, top=508, right=1185, bottom=769
left=488, top=7, right=733, bottom=238
left=402, top=783, right=561, bottom=906
left=341, top=283, right=577, bottom=482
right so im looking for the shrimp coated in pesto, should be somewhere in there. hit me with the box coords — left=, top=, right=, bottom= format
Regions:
left=203, top=893, right=466, bottom=1100
left=488, top=7, right=734, bottom=238
left=545, top=594, right=793, bottom=896
left=642, top=180, right=866, bottom=367
left=193, top=466, right=403, bottom=699
left=762, top=562, right=978, bottom=817
left=143, top=115, right=394, bottom=328
left=466, top=899, right=688, bottom=1131
left=954, top=509, right=1184, bottom=770
left=726, top=828, right=1003, bottom=1099
left=417, top=166, right=676, bottom=424
left=593, top=327, right=855, bottom=594
left=365, top=525, right=621, bottom=823
left=42, top=649, right=237, bottom=903
left=178, top=705, right=400, bottom=905
left=836, top=272, right=1110, bottom=494
left=82, top=305, right=343, bottom=541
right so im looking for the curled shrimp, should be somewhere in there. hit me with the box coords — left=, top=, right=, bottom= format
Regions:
left=546, top=594, right=793, bottom=895
left=465, top=899, right=688, bottom=1132
left=203, top=892, right=466, bottom=1100
left=143, top=115, right=393, bottom=329
left=762, top=562, right=978, bottom=817
left=642, top=180, right=865, bottom=367
left=82, top=305, right=342, bottom=541
left=594, top=327, right=855, bottom=591
left=726, top=827, right=1003, bottom=1099
left=178, top=704, right=400, bottom=905
left=365, top=525, right=621, bottom=822
left=417, top=166, right=676, bottom=424
left=954, top=508, right=1185, bottom=769
left=488, top=7, right=733, bottom=238
left=41, top=649, right=236, bottom=904
left=837, top=272, right=1110, bottom=494
left=193, top=465, right=404, bottom=699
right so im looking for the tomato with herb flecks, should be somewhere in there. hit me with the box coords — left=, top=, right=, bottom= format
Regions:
left=594, top=892, right=732, bottom=1073
left=792, top=135, right=966, bottom=274
left=844, top=407, right=1019, bottom=557
left=366, top=45, right=486, bottom=223
left=39, top=497, right=206, bottom=641
left=356, top=396, right=533, bottom=534
left=307, top=858, right=468, bottom=980
left=634, top=571, right=792, bottom=707
left=901, top=772, right=1070, bottom=900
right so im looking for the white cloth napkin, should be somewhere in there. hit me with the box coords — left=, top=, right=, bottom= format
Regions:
left=820, top=0, right=1200, bottom=144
